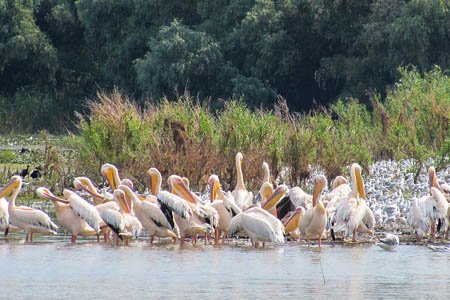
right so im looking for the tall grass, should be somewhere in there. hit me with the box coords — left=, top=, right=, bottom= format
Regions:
left=75, top=67, right=450, bottom=190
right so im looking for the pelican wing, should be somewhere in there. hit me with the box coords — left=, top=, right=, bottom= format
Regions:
left=228, top=213, right=245, bottom=236
left=288, top=187, right=312, bottom=209
left=12, top=207, right=58, bottom=232
left=95, top=201, right=119, bottom=214
left=99, top=209, right=125, bottom=240
left=241, top=213, right=284, bottom=244
left=430, top=187, right=449, bottom=219
left=275, top=195, right=295, bottom=220
left=245, top=207, right=285, bottom=236
left=68, top=194, right=102, bottom=233
left=123, top=214, right=142, bottom=238
left=140, top=201, right=172, bottom=229
left=157, top=191, right=192, bottom=219
left=298, top=209, right=314, bottom=234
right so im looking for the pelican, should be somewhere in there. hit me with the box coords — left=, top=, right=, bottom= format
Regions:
left=36, top=188, right=99, bottom=243
left=119, top=184, right=179, bottom=243
left=332, top=163, right=374, bottom=242
left=228, top=206, right=285, bottom=247
left=283, top=206, right=305, bottom=240
left=231, top=152, right=254, bottom=209
left=261, top=184, right=289, bottom=217
left=0, top=176, right=58, bottom=242
left=0, top=197, right=19, bottom=237
left=99, top=189, right=142, bottom=246
left=376, top=233, right=399, bottom=251
left=262, top=162, right=271, bottom=184
left=298, top=175, right=328, bottom=247
left=209, top=175, right=242, bottom=244
left=168, top=175, right=216, bottom=245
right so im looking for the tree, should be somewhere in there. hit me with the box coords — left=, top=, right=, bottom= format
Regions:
left=134, top=20, right=227, bottom=101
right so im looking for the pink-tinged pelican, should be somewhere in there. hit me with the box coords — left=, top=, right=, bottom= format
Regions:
left=119, top=184, right=179, bottom=243
left=208, top=175, right=242, bottom=244
left=231, top=152, right=254, bottom=210
left=228, top=206, right=285, bottom=247
left=298, top=175, right=328, bottom=247
left=332, top=163, right=375, bottom=242
left=36, top=188, right=99, bottom=243
left=0, top=176, right=58, bottom=242
left=168, top=175, right=216, bottom=245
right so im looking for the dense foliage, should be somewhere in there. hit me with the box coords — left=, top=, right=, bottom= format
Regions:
left=74, top=68, right=450, bottom=191
left=1, top=0, right=449, bottom=132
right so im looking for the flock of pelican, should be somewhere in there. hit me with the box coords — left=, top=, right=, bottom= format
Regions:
left=0, top=152, right=449, bottom=248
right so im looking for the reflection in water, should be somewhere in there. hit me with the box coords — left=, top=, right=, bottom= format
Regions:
left=0, top=234, right=449, bottom=298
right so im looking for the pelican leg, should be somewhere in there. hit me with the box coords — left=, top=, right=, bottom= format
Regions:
left=96, top=233, right=100, bottom=242
left=104, top=230, right=109, bottom=242
left=71, top=235, right=77, bottom=243
left=352, top=229, right=357, bottom=242
left=431, top=221, right=436, bottom=238
left=214, top=229, right=220, bottom=245
left=115, top=235, right=119, bottom=246
left=4, top=226, right=9, bottom=238
left=319, top=235, right=322, bottom=248
left=172, top=236, right=177, bottom=243
left=262, top=242, right=266, bottom=248
left=223, top=231, right=228, bottom=244
left=125, top=239, right=129, bottom=246
left=25, top=234, right=29, bottom=242
left=180, top=235, right=185, bottom=246
left=150, top=236, right=154, bottom=244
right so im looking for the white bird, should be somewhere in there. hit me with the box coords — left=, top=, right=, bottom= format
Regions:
left=167, top=175, right=215, bottom=245
left=36, top=187, right=100, bottom=243
left=332, top=163, right=375, bottom=242
left=0, top=176, right=58, bottom=242
left=376, top=233, right=399, bottom=251
left=119, top=184, right=178, bottom=243
left=228, top=206, right=285, bottom=247
left=298, top=175, right=328, bottom=247
left=208, top=174, right=242, bottom=244
left=231, top=152, right=254, bottom=210
left=0, top=197, right=19, bottom=237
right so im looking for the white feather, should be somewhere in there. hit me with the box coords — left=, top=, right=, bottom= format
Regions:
left=0, top=198, right=9, bottom=226
left=157, top=191, right=192, bottom=219
left=66, top=192, right=102, bottom=233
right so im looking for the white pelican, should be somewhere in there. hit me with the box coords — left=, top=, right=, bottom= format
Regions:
left=114, top=189, right=142, bottom=245
left=0, top=176, right=58, bottom=242
left=408, top=186, right=448, bottom=238
left=98, top=189, right=141, bottom=246
left=261, top=184, right=289, bottom=217
left=231, top=152, right=254, bottom=209
left=168, top=175, right=216, bottom=245
left=0, top=197, right=19, bottom=237
left=228, top=206, right=285, bottom=247
left=283, top=206, right=305, bottom=240
left=298, top=175, right=328, bottom=247
left=262, top=161, right=271, bottom=184
left=119, top=184, right=179, bottom=243
left=36, top=188, right=99, bottom=243
left=208, top=175, right=242, bottom=244
left=376, top=233, right=399, bottom=251
left=332, top=163, right=374, bottom=242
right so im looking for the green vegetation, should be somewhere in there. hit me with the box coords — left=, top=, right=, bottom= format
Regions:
left=70, top=68, right=449, bottom=191
left=1, top=1, right=449, bottom=132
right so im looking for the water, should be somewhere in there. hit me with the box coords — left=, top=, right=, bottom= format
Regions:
left=0, top=235, right=449, bottom=299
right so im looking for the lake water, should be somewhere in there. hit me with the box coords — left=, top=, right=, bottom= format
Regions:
left=0, top=234, right=449, bottom=299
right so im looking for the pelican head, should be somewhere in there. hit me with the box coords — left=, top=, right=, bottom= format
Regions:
left=36, top=187, right=69, bottom=204
left=114, top=189, right=131, bottom=214
left=168, top=175, right=197, bottom=204
left=428, top=166, right=439, bottom=189
left=121, top=178, right=134, bottom=190
left=350, top=163, right=365, bottom=200
left=262, top=184, right=289, bottom=210
left=312, top=175, right=328, bottom=207
left=0, top=176, right=22, bottom=198
left=284, top=206, right=305, bottom=233
left=73, top=177, right=104, bottom=200
left=147, top=168, right=162, bottom=195
left=331, top=175, right=347, bottom=190
left=236, top=152, right=243, bottom=162
left=101, top=163, right=120, bottom=191
left=208, top=175, right=220, bottom=201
